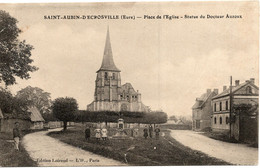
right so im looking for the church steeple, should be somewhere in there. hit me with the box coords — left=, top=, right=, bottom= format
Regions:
left=97, top=27, right=120, bottom=72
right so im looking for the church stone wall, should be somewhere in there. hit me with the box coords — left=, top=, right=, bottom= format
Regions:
left=87, top=100, right=149, bottom=112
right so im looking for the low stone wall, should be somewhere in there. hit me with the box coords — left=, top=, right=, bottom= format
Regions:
left=160, top=124, right=192, bottom=130
left=211, top=128, right=229, bottom=136
left=45, top=121, right=75, bottom=129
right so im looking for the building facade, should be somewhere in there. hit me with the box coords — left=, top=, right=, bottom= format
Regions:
left=211, top=78, right=258, bottom=142
left=0, top=106, right=45, bottom=132
left=87, top=28, right=150, bottom=112
left=192, top=89, right=218, bottom=131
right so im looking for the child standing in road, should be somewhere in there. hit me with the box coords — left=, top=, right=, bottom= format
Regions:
left=101, top=127, right=108, bottom=140
left=143, top=126, right=148, bottom=139
left=95, top=128, right=101, bottom=141
left=13, top=122, right=21, bottom=151
left=154, top=125, right=161, bottom=140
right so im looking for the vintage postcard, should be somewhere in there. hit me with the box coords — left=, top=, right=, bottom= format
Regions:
left=0, top=1, right=259, bottom=167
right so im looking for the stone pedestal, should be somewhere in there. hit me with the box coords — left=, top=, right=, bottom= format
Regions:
left=112, top=118, right=128, bottom=139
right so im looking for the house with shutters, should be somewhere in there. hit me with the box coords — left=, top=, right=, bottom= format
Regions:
left=192, top=89, right=218, bottom=131
left=211, top=78, right=258, bottom=143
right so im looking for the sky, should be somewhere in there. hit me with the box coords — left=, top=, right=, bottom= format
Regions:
left=0, top=1, right=259, bottom=117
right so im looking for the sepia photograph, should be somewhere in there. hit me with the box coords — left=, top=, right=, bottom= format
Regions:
left=0, top=1, right=259, bottom=166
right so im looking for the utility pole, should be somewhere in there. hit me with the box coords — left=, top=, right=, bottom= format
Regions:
left=229, top=76, right=232, bottom=139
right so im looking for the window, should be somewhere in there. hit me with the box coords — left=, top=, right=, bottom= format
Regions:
left=246, top=86, right=252, bottom=94
left=214, top=117, right=217, bottom=124
left=112, top=73, right=116, bottom=79
left=220, top=117, right=222, bottom=124
left=105, top=72, right=108, bottom=79
left=226, top=101, right=228, bottom=110
left=214, top=103, right=216, bottom=112
left=219, top=102, right=222, bottom=111
left=226, top=117, right=229, bottom=124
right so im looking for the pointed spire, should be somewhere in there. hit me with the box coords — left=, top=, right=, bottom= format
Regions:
left=97, top=27, right=120, bottom=72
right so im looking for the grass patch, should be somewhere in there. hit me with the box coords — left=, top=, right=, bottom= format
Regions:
left=0, top=131, right=38, bottom=167
left=48, top=126, right=230, bottom=166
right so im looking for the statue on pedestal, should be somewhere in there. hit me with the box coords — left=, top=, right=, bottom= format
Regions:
left=112, top=118, right=128, bottom=139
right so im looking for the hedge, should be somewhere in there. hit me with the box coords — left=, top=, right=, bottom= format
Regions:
left=75, top=110, right=167, bottom=124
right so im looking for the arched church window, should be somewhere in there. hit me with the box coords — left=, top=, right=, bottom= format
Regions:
left=105, top=72, right=108, bottom=79
left=246, top=86, right=252, bottom=94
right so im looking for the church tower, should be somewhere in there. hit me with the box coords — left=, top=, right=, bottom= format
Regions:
left=94, top=27, right=121, bottom=104
left=87, top=28, right=150, bottom=112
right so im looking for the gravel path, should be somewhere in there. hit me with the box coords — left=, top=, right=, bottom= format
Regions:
left=22, top=128, right=125, bottom=166
left=170, top=130, right=258, bottom=165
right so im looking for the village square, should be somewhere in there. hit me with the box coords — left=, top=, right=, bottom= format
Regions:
left=0, top=2, right=259, bottom=167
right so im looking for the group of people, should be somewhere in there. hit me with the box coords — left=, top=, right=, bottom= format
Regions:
left=85, top=124, right=161, bottom=140
left=95, top=128, right=108, bottom=140
left=85, top=126, right=108, bottom=141
left=143, top=124, right=160, bottom=139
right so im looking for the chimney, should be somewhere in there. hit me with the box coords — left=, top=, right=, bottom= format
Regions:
left=250, top=78, right=255, bottom=84
left=207, top=89, right=211, bottom=95
left=223, top=86, right=227, bottom=91
left=235, top=80, right=240, bottom=86
left=214, top=89, right=218, bottom=95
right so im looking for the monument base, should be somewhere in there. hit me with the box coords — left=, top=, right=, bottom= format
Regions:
left=112, top=129, right=129, bottom=139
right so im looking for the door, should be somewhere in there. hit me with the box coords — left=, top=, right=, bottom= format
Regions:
left=240, top=115, right=258, bottom=143
left=196, top=120, right=200, bottom=129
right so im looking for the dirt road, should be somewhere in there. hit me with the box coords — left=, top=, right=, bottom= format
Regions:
left=22, top=128, right=125, bottom=166
left=170, top=130, right=258, bottom=165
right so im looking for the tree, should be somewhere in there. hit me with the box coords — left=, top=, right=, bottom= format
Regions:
left=179, top=115, right=192, bottom=126
left=169, top=115, right=178, bottom=122
left=16, top=86, right=52, bottom=115
left=52, top=97, right=78, bottom=131
left=0, top=87, right=30, bottom=119
left=0, top=10, right=38, bottom=86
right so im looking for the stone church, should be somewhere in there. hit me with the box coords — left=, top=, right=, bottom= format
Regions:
left=87, top=28, right=150, bottom=112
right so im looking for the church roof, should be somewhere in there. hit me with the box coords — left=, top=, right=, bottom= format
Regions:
left=97, top=27, right=120, bottom=72
left=121, top=83, right=138, bottom=95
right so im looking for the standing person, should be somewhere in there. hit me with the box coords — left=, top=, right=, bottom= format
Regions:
left=101, top=127, right=108, bottom=140
left=154, top=125, right=161, bottom=140
left=85, top=126, right=91, bottom=140
left=149, top=124, right=153, bottom=138
left=143, top=126, right=148, bottom=139
left=13, top=122, right=21, bottom=151
left=133, top=128, right=139, bottom=138
left=95, top=128, right=101, bottom=141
